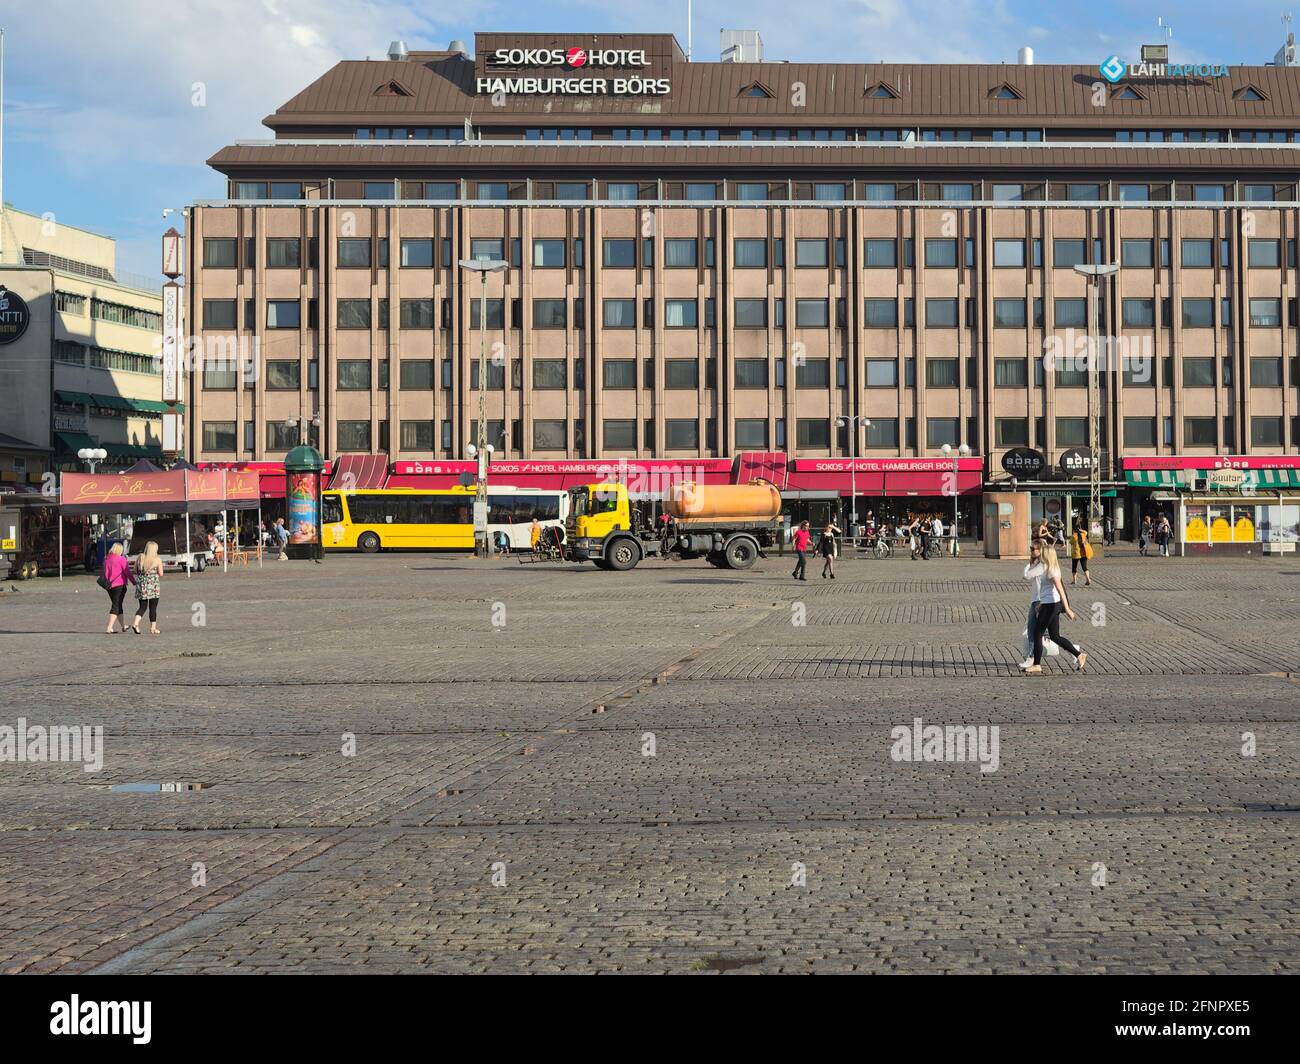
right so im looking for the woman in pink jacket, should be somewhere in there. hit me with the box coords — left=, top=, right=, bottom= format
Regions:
left=103, top=542, right=137, bottom=634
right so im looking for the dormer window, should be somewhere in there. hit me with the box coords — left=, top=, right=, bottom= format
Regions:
left=1113, top=85, right=1145, bottom=100
left=739, top=82, right=774, bottom=99
left=866, top=82, right=900, bottom=99
left=1235, top=85, right=1266, bottom=102
left=990, top=83, right=1024, bottom=100
left=373, top=80, right=413, bottom=97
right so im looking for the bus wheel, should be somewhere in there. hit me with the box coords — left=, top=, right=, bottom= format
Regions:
left=358, top=532, right=381, bottom=554
left=723, top=535, right=759, bottom=570
left=606, top=538, right=640, bottom=571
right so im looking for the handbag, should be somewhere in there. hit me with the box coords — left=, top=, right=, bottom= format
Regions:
left=1083, top=538, right=1094, bottom=560
left=96, top=574, right=111, bottom=592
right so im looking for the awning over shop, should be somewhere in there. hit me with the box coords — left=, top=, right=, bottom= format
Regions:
left=1126, top=469, right=1179, bottom=487
left=54, top=390, right=94, bottom=407
left=54, top=431, right=97, bottom=453
left=1126, top=468, right=1300, bottom=489
left=1253, top=468, right=1300, bottom=489
left=59, top=469, right=266, bottom=516
left=329, top=453, right=390, bottom=490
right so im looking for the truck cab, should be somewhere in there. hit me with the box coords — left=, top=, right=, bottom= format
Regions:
left=566, top=483, right=642, bottom=567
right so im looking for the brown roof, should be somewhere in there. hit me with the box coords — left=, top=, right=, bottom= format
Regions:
left=262, top=54, right=1300, bottom=131
left=208, top=141, right=1300, bottom=176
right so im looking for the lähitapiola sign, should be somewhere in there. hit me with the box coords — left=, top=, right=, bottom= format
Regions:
left=1100, top=54, right=1230, bottom=83
left=0, top=286, right=31, bottom=345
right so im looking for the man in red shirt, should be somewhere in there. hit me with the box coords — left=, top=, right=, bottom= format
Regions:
left=791, top=520, right=812, bottom=581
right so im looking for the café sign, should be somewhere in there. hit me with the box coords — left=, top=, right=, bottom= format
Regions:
left=0, top=286, right=31, bottom=345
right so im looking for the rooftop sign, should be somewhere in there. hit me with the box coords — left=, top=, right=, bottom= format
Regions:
left=1100, top=54, right=1230, bottom=83
left=478, top=41, right=670, bottom=96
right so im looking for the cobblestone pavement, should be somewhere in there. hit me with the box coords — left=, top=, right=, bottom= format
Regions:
left=1, top=548, right=1298, bottom=973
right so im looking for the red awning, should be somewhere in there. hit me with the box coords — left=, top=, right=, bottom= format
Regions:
left=885, top=470, right=983, bottom=496
left=329, top=454, right=389, bottom=490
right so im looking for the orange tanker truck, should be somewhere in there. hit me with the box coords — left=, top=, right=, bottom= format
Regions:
left=565, top=480, right=785, bottom=571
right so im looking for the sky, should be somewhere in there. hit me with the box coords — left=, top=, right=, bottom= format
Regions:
left=1, top=0, right=1294, bottom=278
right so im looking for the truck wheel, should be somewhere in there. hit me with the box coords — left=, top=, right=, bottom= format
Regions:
left=605, top=538, right=640, bottom=571
left=723, top=535, right=759, bottom=570
left=592, top=557, right=612, bottom=570
left=706, top=553, right=727, bottom=568
left=195, top=556, right=207, bottom=572
left=358, top=532, right=381, bottom=554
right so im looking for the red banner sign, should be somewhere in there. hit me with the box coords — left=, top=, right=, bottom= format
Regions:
left=1122, top=455, right=1300, bottom=471
left=60, top=472, right=186, bottom=508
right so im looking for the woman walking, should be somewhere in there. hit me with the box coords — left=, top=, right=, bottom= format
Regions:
left=1069, top=521, right=1093, bottom=587
left=102, top=542, right=136, bottom=634
left=131, top=540, right=164, bottom=635
left=819, top=521, right=842, bottom=579
left=1139, top=515, right=1153, bottom=556
left=1021, top=546, right=1086, bottom=675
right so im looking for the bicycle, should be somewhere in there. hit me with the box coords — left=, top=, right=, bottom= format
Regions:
left=864, top=533, right=893, bottom=559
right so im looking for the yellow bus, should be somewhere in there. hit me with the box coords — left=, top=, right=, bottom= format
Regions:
left=320, top=486, right=567, bottom=552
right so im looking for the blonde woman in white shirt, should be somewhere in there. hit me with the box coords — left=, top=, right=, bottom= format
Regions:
left=1021, top=545, right=1086, bottom=674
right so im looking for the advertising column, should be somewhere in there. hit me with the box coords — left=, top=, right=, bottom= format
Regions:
left=283, top=445, right=325, bottom=561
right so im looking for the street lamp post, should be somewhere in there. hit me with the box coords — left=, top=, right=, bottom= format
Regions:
left=1073, top=262, right=1120, bottom=540
left=835, top=415, right=870, bottom=536
left=941, top=442, right=972, bottom=554
left=77, top=447, right=108, bottom=475
left=459, top=256, right=510, bottom=558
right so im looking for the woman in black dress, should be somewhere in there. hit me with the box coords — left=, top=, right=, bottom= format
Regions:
left=819, top=521, right=842, bottom=579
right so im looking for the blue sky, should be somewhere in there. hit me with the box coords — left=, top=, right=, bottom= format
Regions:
left=2, top=1, right=1293, bottom=278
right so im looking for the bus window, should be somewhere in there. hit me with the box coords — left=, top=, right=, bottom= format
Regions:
left=322, top=494, right=344, bottom=524
left=534, top=496, right=561, bottom=522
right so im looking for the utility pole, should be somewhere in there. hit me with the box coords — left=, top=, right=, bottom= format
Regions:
left=459, top=256, right=509, bottom=557
left=1074, top=262, right=1119, bottom=538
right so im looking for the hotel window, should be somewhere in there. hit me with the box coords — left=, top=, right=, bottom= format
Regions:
left=1182, top=299, right=1215, bottom=328
left=994, top=299, right=1027, bottom=328
left=685, top=183, right=717, bottom=201
left=666, top=361, right=699, bottom=389
left=603, top=299, right=636, bottom=328
left=202, top=299, right=237, bottom=329
left=266, top=300, right=300, bottom=329
left=940, top=183, right=974, bottom=200
left=468, top=299, right=504, bottom=329
left=1055, top=417, right=1089, bottom=447
left=469, top=362, right=505, bottom=390
left=864, top=299, right=898, bottom=327
left=734, top=419, right=769, bottom=449
left=814, top=183, right=846, bottom=201
left=734, top=359, right=769, bottom=388
left=469, top=238, right=504, bottom=262
left=399, top=360, right=434, bottom=390
left=603, top=360, right=636, bottom=389
left=1182, top=358, right=1215, bottom=388
left=337, top=361, right=371, bottom=390
left=863, top=239, right=897, bottom=267
left=926, top=418, right=959, bottom=449
left=1054, top=298, right=1086, bottom=328
left=1053, top=239, right=1087, bottom=268
left=1244, top=184, right=1276, bottom=202
left=203, top=238, right=236, bottom=268
left=664, top=239, right=698, bottom=268
left=475, top=182, right=507, bottom=200
left=399, top=299, right=434, bottom=329
left=665, top=299, right=698, bottom=328
left=529, top=420, right=563, bottom=451
left=733, top=238, right=768, bottom=268
left=202, top=362, right=237, bottom=390
left=1067, top=184, right=1102, bottom=201
left=734, top=299, right=768, bottom=328
left=665, top=419, right=699, bottom=449
left=271, top=182, right=302, bottom=198
left=605, top=182, right=638, bottom=201
left=1182, top=239, right=1213, bottom=267
left=796, top=419, right=830, bottom=448
left=991, top=184, right=1023, bottom=201
left=731, top=182, right=766, bottom=200
left=1248, top=239, right=1281, bottom=268
left=1250, top=357, right=1283, bottom=386
left=603, top=419, right=636, bottom=450
left=1122, top=354, right=1154, bottom=386
left=995, top=418, right=1029, bottom=447
left=337, top=239, right=370, bottom=268
left=1183, top=417, right=1217, bottom=445
left=795, top=239, right=828, bottom=268
left=602, top=239, right=636, bottom=268
left=925, top=298, right=958, bottom=328
left=203, top=421, right=237, bottom=451
left=865, top=359, right=898, bottom=387
left=529, top=360, right=566, bottom=390
left=1249, top=298, right=1282, bottom=327
left=265, top=422, right=298, bottom=451
left=335, top=421, right=370, bottom=451
left=1193, top=185, right=1226, bottom=202
left=925, top=359, right=959, bottom=388
left=866, top=418, right=899, bottom=448
left=532, top=239, right=566, bottom=268
left=1122, top=298, right=1155, bottom=327
left=994, top=358, right=1027, bottom=387
left=396, top=421, right=433, bottom=452
left=400, top=239, right=434, bottom=268
left=993, top=239, right=1025, bottom=267
left=795, top=299, right=829, bottom=328
left=924, top=239, right=957, bottom=268
left=1121, top=239, right=1153, bottom=267
left=336, top=299, right=371, bottom=330
left=861, top=183, right=897, bottom=201
left=233, top=182, right=268, bottom=199
left=795, top=360, right=830, bottom=388
left=1118, top=184, right=1149, bottom=201
left=1124, top=417, right=1156, bottom=447
left=266, top=238, right=300, bottom=268
left=532, top=299, right=567, bottom=329
left=1251, top=416, right=1283, bottom=446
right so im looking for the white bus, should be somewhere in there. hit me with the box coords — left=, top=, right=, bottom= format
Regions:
left=487, top=487, right=569, bottom=550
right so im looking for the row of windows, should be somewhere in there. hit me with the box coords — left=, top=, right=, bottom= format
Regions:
left=203, top=234, right=1300, bottom=279
left=53, top=339, right=162, bottom=376
left=201, top=412, right=1294, bottom=456
left=231, top=178, right=1296, bottom=204
left=88, top=298, right=162, bottom=331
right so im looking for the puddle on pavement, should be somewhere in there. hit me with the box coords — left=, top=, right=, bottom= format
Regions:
left=106, top=782, right=208, bottom=794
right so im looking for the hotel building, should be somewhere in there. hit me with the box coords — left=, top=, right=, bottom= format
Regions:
left=184, top=30, right=1300, bottom=540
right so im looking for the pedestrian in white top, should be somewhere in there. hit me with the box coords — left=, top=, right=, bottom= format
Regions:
left=1019, top=538, right=1058, bottom=668
left=1021, top=546, right=1086, bottom=674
